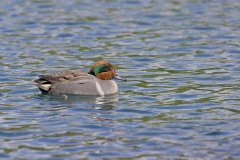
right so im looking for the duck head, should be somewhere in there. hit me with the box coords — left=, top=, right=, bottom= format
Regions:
left=88, top=61, right=127, bottom=81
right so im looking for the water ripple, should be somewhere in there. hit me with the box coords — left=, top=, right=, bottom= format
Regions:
left=0, top=0, right=240, bottom=159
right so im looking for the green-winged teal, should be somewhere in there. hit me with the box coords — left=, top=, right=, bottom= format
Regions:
left=34, top=61, right=126, bottom=96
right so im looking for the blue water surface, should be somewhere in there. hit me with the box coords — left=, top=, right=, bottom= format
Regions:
left=0, top=0, right=240, bottom=159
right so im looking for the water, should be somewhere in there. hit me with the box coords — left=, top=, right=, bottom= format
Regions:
left=1, top=0, right=240, bottom=159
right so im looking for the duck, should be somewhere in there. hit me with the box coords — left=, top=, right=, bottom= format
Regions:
left=34, top=61, right=126, bottom=96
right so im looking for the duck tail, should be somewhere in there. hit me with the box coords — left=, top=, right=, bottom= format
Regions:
left=34, top=78, right=52, bottom=93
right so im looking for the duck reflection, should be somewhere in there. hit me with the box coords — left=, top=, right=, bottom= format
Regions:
left=37, top=93, right=119, bottom=110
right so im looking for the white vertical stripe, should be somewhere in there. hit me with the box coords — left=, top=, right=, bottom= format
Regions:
left=95, top=81, right=105, bottom=96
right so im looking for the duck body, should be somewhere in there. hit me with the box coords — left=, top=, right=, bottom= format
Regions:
left=34, top=61, right=125, bottom=96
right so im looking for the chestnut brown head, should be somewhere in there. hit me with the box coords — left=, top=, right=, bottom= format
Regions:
left=88, top=61, right=126, bottom=81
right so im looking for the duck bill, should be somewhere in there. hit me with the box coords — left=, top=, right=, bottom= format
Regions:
left=113, top=75, right=127, bottom=81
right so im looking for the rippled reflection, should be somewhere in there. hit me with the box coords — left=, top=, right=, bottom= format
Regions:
left=36, top=94, right=119, bottom=108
